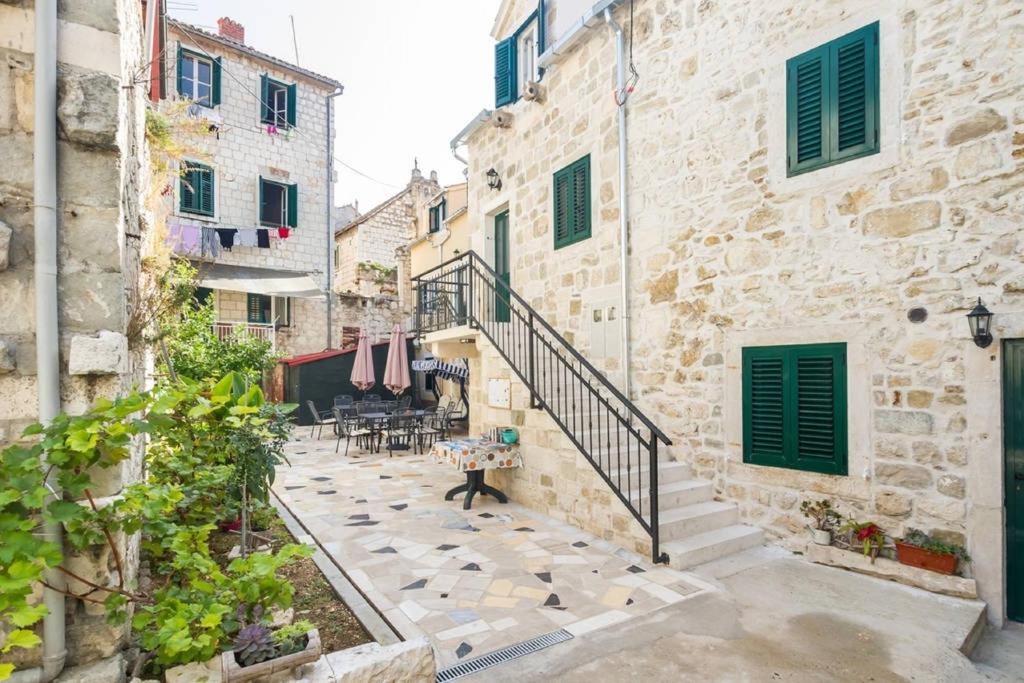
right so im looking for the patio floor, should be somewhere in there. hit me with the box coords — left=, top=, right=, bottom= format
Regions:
left=273, top=434, right=713, bottom=669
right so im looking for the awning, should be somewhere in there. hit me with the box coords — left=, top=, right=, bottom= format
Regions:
left=195, top=263, right=324, bottom=298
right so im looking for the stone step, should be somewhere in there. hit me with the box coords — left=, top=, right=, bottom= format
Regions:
left=662, top=524, right=765, bottom=570
left=658, top=500, right=739, bottom=542
left=629, top=479, right=715, bottom=510
left=604, top=460, right=692, bottom=486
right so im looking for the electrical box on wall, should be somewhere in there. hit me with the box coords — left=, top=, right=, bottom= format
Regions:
left=587, top=297, right=622, bottom=361
left=488, top=378, right=511, bottom=408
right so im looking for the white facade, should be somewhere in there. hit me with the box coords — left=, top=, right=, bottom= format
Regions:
left=163, top=19, right=341, bottom=357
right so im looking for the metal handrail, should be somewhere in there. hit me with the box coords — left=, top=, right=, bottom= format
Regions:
left=414, top=251, right=672, bottom=564
left=414, top=251, right=672, bottom=446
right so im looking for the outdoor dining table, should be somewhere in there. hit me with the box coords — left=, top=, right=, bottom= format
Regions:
left=430, top=438, right=522, bottom=510
left=357, top=410, right=431, bottom=453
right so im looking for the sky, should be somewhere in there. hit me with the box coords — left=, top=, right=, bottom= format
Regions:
left=169, top=0, right=499, bottom=210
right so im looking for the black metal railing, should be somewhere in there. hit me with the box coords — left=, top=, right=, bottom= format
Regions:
left=413, top=251, right=672, bottom=564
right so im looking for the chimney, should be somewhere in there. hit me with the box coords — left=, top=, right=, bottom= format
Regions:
left=217, top=17, right=245, bottom=44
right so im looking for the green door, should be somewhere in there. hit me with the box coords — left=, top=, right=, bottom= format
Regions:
left=494, top=210, right=510, bottom=323
left=1005, top=339, right=1024, bottom=622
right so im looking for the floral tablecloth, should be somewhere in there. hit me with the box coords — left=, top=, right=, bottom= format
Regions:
left=430, top=438, right=522, bottom=472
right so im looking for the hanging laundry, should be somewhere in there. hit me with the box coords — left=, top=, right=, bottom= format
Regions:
left=277, top=227, right=290, bottom=239
left=257, top=229, right=270, bottom=248
left=168, top=223, right=201, bottom=256
left=216, top=228, right=237, bottom=250
left=200, top=227, right=220, bottom=258
left=236, top=230, right=258, bottom=248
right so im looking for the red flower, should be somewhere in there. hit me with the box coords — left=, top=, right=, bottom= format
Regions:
left=856, top=524, right=880, bottom=541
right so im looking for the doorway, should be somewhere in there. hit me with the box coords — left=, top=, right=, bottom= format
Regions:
left=1005, top=339, right=1024, bottom=622
left=494, top=209, right=510, bottom=323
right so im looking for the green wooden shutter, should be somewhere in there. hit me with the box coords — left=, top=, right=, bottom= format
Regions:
left=212, top=57, right=222, bottom=105
left=258, top=176, right=265, bottom=224
left=494, top=37, right=516, bottom=107
left=552, top=168, right=571, bottom=248
left=286, top=83, right=297, bottom=127
left=428, top=206, right=438, bottom=233
left=830, top=22, right=878, bottom=163
left=199, top=165, right=214, bottom=215
left=786, top=46, right=828, bottom=176
left=176, top=43, right=185, bottom=97
left=286, top=183, right=298, bottom=228
left=743, top=347, right=787, bottom=468
left=743, top=343, right=847, bottom=475
left=179, top=164, right=196, bottom=212
left=247, top=293, right=265, bottom=323
left=260, top=74, right=271, bottom=123
left=571, top=156, right=591, bottom=241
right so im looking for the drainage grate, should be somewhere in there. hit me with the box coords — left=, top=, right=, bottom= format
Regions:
left=436, top=629, right=574, bottom=682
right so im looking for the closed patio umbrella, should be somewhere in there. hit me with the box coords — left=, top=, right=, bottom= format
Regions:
left=383, top=324, right=411, bottom=396
left=350, top=329, right=375, bottom=391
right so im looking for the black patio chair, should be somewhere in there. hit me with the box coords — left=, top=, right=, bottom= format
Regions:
left=418, top=402, right=453, bottom=452
left=363, top=393, right=381, bottom=403
left=382, top=412, right=418, bottom=457
left=305, top=400, right=336, bottom=440
left=397, top=395, right=412, bottom=412
left=332, top=407, right=373, bottom=457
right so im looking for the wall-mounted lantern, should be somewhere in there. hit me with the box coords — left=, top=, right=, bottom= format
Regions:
left=486, top=168, right=502, bottom=191
left=966, top=297, right=994, bottom=348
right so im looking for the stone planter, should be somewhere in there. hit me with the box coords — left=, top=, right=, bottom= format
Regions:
left=894, top=541, right=958, bottom=575
left=221, top=629, right=321, bottom=683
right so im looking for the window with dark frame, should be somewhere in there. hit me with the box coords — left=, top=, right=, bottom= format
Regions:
left=180, top=162, right=214, bottom=216
left=246, top=293, right=272, bottom=325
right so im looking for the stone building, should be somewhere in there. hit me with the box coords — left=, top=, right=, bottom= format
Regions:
left=427, top=0, right=1024, bottom=626
left=0, top=0, right=151, bottom=677
left=332, top=165, right=439, bottom=343
left=156, top=15, right=342, bottom=357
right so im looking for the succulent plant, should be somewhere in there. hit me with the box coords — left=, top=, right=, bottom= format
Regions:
left=233, top=623, right=276, bottom=667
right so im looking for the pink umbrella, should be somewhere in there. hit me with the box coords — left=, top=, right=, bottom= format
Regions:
left=350, top=329, right=375, bottom=391
left=382, top=324, right=411, bottom=396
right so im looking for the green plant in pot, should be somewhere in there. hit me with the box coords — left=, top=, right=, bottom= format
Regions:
left=841, top=519, right=886, bottom=563
left=800, top=499, right=840, bottom=545
left=894, top=528, right=970, bottom=576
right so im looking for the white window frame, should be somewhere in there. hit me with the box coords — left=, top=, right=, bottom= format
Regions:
left=181, top=52, right=214, bottom=106
left=517, top=24, right=539, bottom=87
left=267, top=80, right=289, bottom=127
left=260, top=179, right=289, bottom=227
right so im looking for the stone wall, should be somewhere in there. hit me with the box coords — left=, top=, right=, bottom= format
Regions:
left=0, top=0, right=149, bottom=668
left=467, top=0, right=1024, bottom=622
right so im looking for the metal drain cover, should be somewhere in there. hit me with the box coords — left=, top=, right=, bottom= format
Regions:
left=436, top=629, right=574, bottom=681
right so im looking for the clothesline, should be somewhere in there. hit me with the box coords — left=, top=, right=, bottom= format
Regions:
left=168, top=221, right=292, bottom=257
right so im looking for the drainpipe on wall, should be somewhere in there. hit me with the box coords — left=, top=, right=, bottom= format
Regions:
left=325, top=87, right=343, bottom=349
left=12, top=0, right=68, bottom=681
left=604, top=8, right=632, bottom=399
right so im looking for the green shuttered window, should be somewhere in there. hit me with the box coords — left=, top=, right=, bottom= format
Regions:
left=742, top=343, right=848, bottom=475
left=180, top=162, right=214, bottom=216
left=552, top=155, right=591, bottom=250
left=247, top=293, right=271, bottom=324
left=176, top=44, right=221, bottom=107
left=786, top=22, right=879, bottom=176
left=260, top=74, right=297, bottom=128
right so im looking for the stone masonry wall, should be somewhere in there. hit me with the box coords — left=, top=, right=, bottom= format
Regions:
left=468, top=0, right=1024, bottom=621
left=0, top=0, right=149, bottom=668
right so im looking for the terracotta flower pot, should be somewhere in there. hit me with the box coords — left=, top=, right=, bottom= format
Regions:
left=894, top=541, right=958, bottom=575
left=221, top=629, right=321, bottom=683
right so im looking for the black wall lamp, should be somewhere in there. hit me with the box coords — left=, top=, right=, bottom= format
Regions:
left=966, top=297, right=994, bottom=348
left=486, top=168, right=502, bottom=191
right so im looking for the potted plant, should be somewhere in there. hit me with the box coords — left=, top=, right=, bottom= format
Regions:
left=800, top=498, right=840, bottom=545
left=894, top=528, right=969, bottom=575
left=222, top=617, right=321, bottom=682
left=841, top=519, right=886, bottom=563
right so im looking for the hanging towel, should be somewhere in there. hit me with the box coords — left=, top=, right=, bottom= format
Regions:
left=257, top=229, right=270, bottom=248
left=236, top=229, right=258, bottom=247
left=277, top=227, right=290, bottom=239
left=200, top=227, right=220, bottom=258
left=169, top=224, right=201, bottom=256
left=216, top=228, right=237, bottom=250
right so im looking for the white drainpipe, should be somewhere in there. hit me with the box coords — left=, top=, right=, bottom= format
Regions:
left=604, top=8, right=632, bottom=399
left=13, top=0, right=68, bottom=680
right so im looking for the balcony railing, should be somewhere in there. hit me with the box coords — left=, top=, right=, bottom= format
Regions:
left=212, top=321, right=276, bottom=349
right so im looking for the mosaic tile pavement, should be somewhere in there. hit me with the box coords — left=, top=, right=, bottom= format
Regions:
left=275, top=435, right=714, bottom=668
